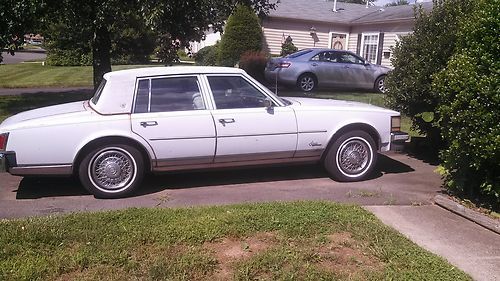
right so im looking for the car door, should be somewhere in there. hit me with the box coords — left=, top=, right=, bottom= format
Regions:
left=131, top=75, right=216, bottom=168
left=205, top=75, right=297, bottom=163
left=310, top=51, right=343, bottom=87
left=336, top=52, right=374, bottom=88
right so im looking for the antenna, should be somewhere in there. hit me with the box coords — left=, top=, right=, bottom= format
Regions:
left=333, top=0, right=338, bottom=12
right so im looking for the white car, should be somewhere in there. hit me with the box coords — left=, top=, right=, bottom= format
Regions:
left=0, top=66, right=408, bottom=198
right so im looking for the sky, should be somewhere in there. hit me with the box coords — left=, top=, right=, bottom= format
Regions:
left=375, top=0, right=431, bottom=6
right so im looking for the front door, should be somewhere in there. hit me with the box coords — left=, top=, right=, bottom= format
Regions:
left=205, top=75, right=297, bottom=163
left=331, top=33, right=347, bottom=50
left=131, top=75, right=216, bottom=168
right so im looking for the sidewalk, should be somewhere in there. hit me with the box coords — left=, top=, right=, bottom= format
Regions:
left=366, top=205, right=500, bottom=281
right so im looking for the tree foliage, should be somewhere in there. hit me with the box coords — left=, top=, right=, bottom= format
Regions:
left=386, top=0, right=409, bottom=6
left=0, top=0, right=39, bottom=63
left=432, top=0, right=500, bottom=203
left=218, top=5, right=263, bottom=66
left=384, top=0, right=472, bottom=148
left=37, top=0, right=274, bottom=87
left=280, top=36, right=298, bottom=56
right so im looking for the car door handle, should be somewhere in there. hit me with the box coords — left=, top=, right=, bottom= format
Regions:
left=311, top=63, right=318, bottom=67
left=343, top=65, right=350, bottom=68
left=140, top=121, right=158, bottom=128
left=218, top=118, right=235, bottom=126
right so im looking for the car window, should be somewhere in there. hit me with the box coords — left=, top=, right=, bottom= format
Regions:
left=133, top=76, right=204, bottom=113
left=207, top=76, right=270, bottom=109
left=285, top=49, right=313, bottom=58
left=338, top=52, right=364, bottom=64
left=311, top=51, right=339, bottom=63
left=91, top=79, right=106, bottom=105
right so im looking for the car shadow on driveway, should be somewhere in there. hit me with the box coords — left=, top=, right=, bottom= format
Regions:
left=14, top=154, right=414, bottom=199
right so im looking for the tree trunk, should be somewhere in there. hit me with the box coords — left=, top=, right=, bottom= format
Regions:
left=92, top=26, right=112, bottom=90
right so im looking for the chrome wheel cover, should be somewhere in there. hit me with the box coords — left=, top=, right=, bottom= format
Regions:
left=336, top=137, right=373, bottom=177
left=88, top=147, right=137, bottom=192
left=300, top=76, right=315, bottom=91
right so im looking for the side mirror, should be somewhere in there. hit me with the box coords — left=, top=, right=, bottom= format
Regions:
left=263, top=98, right=274, bottom=110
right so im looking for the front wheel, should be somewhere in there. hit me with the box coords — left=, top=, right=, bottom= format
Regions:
left=79, top=144, right=144, bottom=198
left=324, top=130, right=377, bottom=182
left=297, top=73, right=317, bottom=92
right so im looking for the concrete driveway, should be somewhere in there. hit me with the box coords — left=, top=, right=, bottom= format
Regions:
left=0, top=152, right=439, bottom=218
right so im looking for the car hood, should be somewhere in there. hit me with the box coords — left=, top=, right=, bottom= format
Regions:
left=283, top=97, right=399, bottom=114
left=0, top=101, right=89, bottom=130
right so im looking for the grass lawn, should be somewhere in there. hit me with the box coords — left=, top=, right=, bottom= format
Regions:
left=0, top=201, right=470, bottom=280
left=0, top=63, right=163, bottom=88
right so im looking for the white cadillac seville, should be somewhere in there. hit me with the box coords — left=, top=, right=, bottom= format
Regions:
left=0, top=66, right=408, bottom=198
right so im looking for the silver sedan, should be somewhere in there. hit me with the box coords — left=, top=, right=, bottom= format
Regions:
left=265, top=48, right=390, bottom=93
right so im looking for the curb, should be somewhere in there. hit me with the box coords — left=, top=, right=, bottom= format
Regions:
left=434, top=194, right=500, bottom=235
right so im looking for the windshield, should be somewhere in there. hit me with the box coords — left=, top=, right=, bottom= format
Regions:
left=91, top=79, right=106, bottom=105
left=285, top=49, right=313, bottom=58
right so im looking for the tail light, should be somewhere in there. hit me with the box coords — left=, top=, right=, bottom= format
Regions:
left=391, top=116, right=401, bottom=132
left=0, top=133, right=8, bottom=151
left=277, top=62, right=291, bottom=68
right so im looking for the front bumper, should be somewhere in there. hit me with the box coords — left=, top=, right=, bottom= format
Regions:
left=390, top=131, right=410, bottom=151
left=0, top=152, right=16, bottom=173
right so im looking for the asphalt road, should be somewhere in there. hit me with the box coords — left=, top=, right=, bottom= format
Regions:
left=0, top=152, right=441, bottom=218
left=1, top=51, right=46, bottom=64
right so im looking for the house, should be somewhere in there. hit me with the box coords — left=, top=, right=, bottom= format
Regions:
left=262, top=0, right=433, bottom=67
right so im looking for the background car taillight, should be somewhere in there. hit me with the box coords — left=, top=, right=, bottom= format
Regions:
left=391, top=116, right=401, bottom=132
left=0, top=133, right=8, bottom=151
left=277, top=62, right=291, bottom=68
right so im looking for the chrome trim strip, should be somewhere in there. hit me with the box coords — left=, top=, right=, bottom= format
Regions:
left=215, top=151, right=295, bottom=163
left=293, top=149, right=324, bottom=158
left=150, top=136, right=215, bottom=141
left=9, top=164, right=73, bottom=176
left=219, top=132, right=297, bottom=138
left=156, top=156, right=214, bottom=167
left=298, top=130, right=328, bottom=134
left=152, top=156, right=320, bottom=172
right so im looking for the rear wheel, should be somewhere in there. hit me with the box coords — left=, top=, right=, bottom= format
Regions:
left=297, top=73, right=317, bottom=92
left=374, top=75, right=386, bottom=93
left=324, top=130, right=377, bottom=181
left=79, top=144, right=144, bottom=198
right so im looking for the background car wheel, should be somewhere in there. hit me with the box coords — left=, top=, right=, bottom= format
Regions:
left=79, top=144, right=144, bottom=198
left=324, top=130, right=377, bottom=182
left=375, top=75, right=386, bottom=93
left=297, top=73, right=317, bottom=92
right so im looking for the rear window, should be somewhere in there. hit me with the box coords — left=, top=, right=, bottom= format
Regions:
left=91, top=79, right=106, bottom=105
left=285, top=49, right=314, bottom=58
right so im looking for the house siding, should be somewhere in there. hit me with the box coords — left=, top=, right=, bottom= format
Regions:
left=347, top=22, right=414, bottom=67
left=262, top=18, right=350, bottom=55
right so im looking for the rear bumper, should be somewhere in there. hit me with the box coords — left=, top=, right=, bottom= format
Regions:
left=390, top=131, right=410, bottom=151
left=0, top=151, right=16, bottom=173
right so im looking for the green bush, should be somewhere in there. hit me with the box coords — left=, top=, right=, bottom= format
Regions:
left=194, top=44, right=219, bottom=66
left=239, top=51, right=268, bottom=83
left=45, top=48, right=92, bottom=66
left=218, top=5, right=262, bottom=67
left=432, top=0, right=500, bottom=203
left=280, top=36, right=298, bottom=56
left=384, top=0, right=472, bottom=148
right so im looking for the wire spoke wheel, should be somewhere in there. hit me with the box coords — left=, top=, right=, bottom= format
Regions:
left=337, top=139, right=370, bottom=175
left=80, top=144, right=144, bottom=198
left=324, top=130, right=377, bottom=182
left=90, top=149, right=135, bottom=190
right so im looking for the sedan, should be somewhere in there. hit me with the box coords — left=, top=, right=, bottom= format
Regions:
left=265, top=48, right=390, bottom=93
left=0, top=66, right=408, bottom=198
